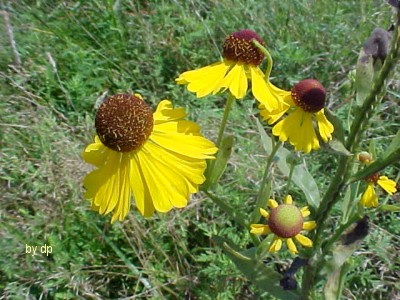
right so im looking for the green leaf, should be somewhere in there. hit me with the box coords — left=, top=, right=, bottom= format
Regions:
left=379, top=204, right=400, bottom=212
left=256, top=118, right=321, bottom=209
left=325, top=109, right=346, bottom=143
left=383, top=128, right=400, bottom=159
left=355, top=48, right=374, bottom=106
left=215, top=237, right=301, bottom=300
left=324, top=263, right=349, bottom=300
left=203, top=135, right=234, bottom=189
left=328, top=139, right=353, bottom=157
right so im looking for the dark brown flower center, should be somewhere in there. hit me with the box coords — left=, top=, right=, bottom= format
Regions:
left=95, top=94, right=153, bottom=152
left=268, top=204, right=303, bottom=238
left=291, top=79, right=326, bottom=113
left=365, top=172, right=380, bottom=184
left=223, top=29, right=264, bottom=66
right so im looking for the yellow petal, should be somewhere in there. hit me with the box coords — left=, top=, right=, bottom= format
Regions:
left=250, top=66, right=281, bottom=111
left=83, top=151, right=132, bottom=223
left=250, top=224, right=271, bottom=235
left=129, top=153, right=155, bottom=217
left=286, top=238, right=298, bottom=254
left=303, top=221, right=316, bottom=231
left=259, top=208, right=269, bottom=218
left=315, top=109, right=334, bottom=142
left=294, top=234, right=313, bottom=247
left=273, top=108, right=319, bottom=153
left=150, top=130, right=217, bottom=159
left=284, top=195, right=293, bottom=204
left=82, top=136, right=109, bottom=167
left=153, top=100, right=186, bottom=125
left=176, top=61, right=233, bottom=98
left=301, top=206, right=311, bottom=217
left=268, top=199, right=279, bottom=209
left=136, top=147, right=189, bottom=212
left=220, top=62, right=248, bottom=99
left=377, top=176, right=397, bottom=195
left=360, top=183, right=378, bottom=208
left=269, top=238, right=282, bottom=253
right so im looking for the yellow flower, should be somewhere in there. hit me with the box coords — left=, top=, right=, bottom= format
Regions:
left=82, top=94, right=217, bottom=223
left=176, top=29, right=280, bottom=111
left=260, top=79, right=334, bottom=153
left=360, top=173, right=397, bottom=208
left=250, top=195, right=316, bottom=254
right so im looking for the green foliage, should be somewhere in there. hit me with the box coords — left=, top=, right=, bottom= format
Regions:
left=1, top=0, right=399, bottom=299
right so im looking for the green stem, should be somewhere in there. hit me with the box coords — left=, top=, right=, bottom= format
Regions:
left=216, top=93, right=234, bottom=147
left=347, top=148, right=400, bottom=184
left=250, top=140, right=281, bottom=226
left=284, top=155, right=296, bottom=198
left=252, top=40, right=273, bottom=81
left=301, top=17, right=400, bottom=300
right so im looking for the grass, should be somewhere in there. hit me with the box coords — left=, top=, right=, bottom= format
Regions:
left=1, top=0, right=399, bottom=299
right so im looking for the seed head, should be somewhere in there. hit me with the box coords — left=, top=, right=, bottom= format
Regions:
left=268, top=204, right=304, bottom=238
left=95, top=94, right=153, bottom=152
left=291, top=79, right=326, bottom=113
left=223, top=29, right=264, bottom=66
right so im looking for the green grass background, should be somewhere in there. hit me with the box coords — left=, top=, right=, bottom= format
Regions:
left=0, top=0, right=399, bottom=299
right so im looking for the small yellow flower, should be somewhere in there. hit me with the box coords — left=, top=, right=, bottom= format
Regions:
left=82, top=94, right=217, bottom=223
left=176, top=29, right=280, bottom=111
left=360, top=173, right=397, bottom=208
left=250, top=195, right=316, bottom=254
left=260, top=79, right=334, bottom=153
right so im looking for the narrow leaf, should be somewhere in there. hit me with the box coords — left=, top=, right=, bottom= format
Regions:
left=215, top=237, right=301, bottom=300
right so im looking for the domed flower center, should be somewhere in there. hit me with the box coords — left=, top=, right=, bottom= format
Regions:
left=95, top=94, right=153, bottom=152
left=268, top=204, right=303, bottom=238
left=223, top=29, right=264, bottom=66
left=291, top=79, right=326, bottom=113
left=365, top=172, right=380, bottom=184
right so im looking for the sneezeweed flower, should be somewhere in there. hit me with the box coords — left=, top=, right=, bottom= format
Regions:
left=260, top=79, right=334, bottom=153
left=250, top=195, right=316, bottom=254
left=359, top=172, right=397, bottom=208
left=176, top=29, right=280, bottom=111
left=82, top=94, right=218, bottom=223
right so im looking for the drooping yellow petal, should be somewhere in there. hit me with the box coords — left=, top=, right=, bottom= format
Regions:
left=153, top=100, right=186, bottom=124
left=259, top=87, right=292, bottom=125
left=360, top=183, right=378, bottom=208
left=286, top=238, right=298, bottom=254
left=150, top=130, right=217, bottom=159
left=250, top=66, right=282, bottom=111
left=284, top=195, right=293, bottom=204
left=377, top=176, right=397, bottom=195
left=83, top=151, right=132, bottom=223
left=135, top=147, right=189, bottom=212
left=294, top=234, right=313, bottom=247
left=142, top=141, right=207, bottom=193
left=272, top=108, right=319, bottom=153
left=259, top=208, right=269, bottom=218
left=301, top=206, right=311, bottom=217
left=269, top=237, right=282, bottom=253
left=128, top=153, right=155, bottom=217
left=82, top=136, right=109, bottom=168
left=268, top=199, right=279, bottom=209
left=250, top=224, right=271, bottom=235
left=176, top=61, right=233, bottom=98
left=315, top=109, right=334, bottom=142
left=220, top=62, right=248, bottom=99
left=303, top=221, right=316, bottom=231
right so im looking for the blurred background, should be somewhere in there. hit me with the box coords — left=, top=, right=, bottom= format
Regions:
left=0, top=1, right=399, bottom=299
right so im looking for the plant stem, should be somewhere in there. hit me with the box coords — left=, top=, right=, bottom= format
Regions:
left=301, top=17, right=400, bottom=299
left=252, top=40, right=273, bottom=80
left=216, top=93, right=234, bottom=147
